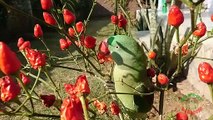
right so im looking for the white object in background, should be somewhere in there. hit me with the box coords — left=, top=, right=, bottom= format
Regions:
left=157, top=0, right=163, bottom=11
left=203, top=0, right=213, bottom=12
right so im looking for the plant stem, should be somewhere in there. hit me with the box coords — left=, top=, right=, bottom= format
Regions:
left=43, top=68, right=62, bottom=99
left=114, top=0, right=118, bottom=15
left=79, top=95, right=90, bottom=120
left=108, top=91, right=155, bottom=96
left=30, top=68, right=41, bottom=94
left=84, top=0, right=97, bottom=28
left=67, top=49, right=81, bottom=69
left=195, top=57, right=213, bottom=61
left=176, top=27, right=182, bottom=74
left=88, top=92, right=109, bottom=104
left=62, top=29, right=105, bottom=77
left=191, top=37, right=199, bottom=56
left=105, top=80, right=125, bottom=120
left=208, top=84, right=213, bottom=102
left=119, top=5, right=134, bottom=27
left=190, top=8, right=195, bottom=32
left=30, top=113, right=60, bottom=118
left=159, top=90, right=165, bottom=120
left=89, top=91, right=155, bottom=104
left=39, top=38, right=51, bottom=57
left=52, top=65, right=95, bottom=75
left=15, top=74, right=34, bottom=113
left=21, top=70, right=56, bottom=91
left=13, top=97, right=31, bottom=113
left=197, top=35, right=213, bottom=44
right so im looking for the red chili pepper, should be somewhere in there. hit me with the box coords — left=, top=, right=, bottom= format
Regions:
left=111, top=15, right=118, bottom=24
left=17, top=37, right=31, bottom=50
left=25, top=48, right=46, bottom=69
left=118, top=13, right=124, bottom=20
left=193, top=22, right=206, bottom=37
left=157, top=73, right=169, bottom=85
left=66, top=38, right=72, bottom=46
left=97, top=52, right=112, bottom=64
left=64, top=75, right=90, bottom=96
left=17, top=37, right=24, bottom=47
left=148, top=51, right=156, bottom=59
left=60, top=97, right=84, bottom=120
left=68, top=27, right=75, bottom=37
left=97, top=39, right=112, bottom=64
left=198, top=62, right=213, bottom=83
left=176, top=112, right=188, bottom=120
left=0, top=42, right=21, bottom=75
left=59, top=38, right=72, bottom=50
left=182, top=44, right=188, bottom=56
left=118, top=18, right=127, bottom=28
left=76, top=21, right=84, bottom=33
left=99, top=40, right=110, bottom=55
left=93, top=100, right=107, bottom=114
left=168, top=5, right=184, bottom=27
left=110, top=101, right=120, bottom=115
left=19, top=72, right=31, bottom=86
left=147, top=68, right=156, bottom=78
left=117, top=13, right=127, bottom=28
left=63, top=9, right=76, bottom=24
left=0, top=76, right=21, bottom=102
left=34, top=24, right=43, bottom=38
left=64, top=84, right=76, bottom=96
left=43, top=12, right=56, bottom=25
left=211, top=14, right=213, bottom=22
left=40, top=94, right=56, bottom=107
left=59, top=39, right=69, bottom=50
left=75, top=75, right=90, bottom=95
left=40, top=0, right=53, bottom=10
left=83, top=36, right=96, bottom=49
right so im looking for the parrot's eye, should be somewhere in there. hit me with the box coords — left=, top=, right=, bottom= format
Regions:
left=115, top=45, right=119, bottom=49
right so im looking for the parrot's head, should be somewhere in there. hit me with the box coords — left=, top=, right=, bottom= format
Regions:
left=107, top=35, right=139, bottom=65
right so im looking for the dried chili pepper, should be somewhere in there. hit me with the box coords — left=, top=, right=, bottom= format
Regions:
left=25, top=48, right=46, bottom=69
left=93, top=100, right=107, bottom=114
left=64, top=75, right=90, bottom=96
left=19, top=72, right=31, bottom=86
left=0, top=76, right=21, bottom=102
left=110, top=101, right=120, bottom=115
left=40, top=94, right=56, bottom=107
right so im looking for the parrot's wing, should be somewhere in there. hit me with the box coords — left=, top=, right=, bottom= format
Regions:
left=113, top=67, right=154, bottom=115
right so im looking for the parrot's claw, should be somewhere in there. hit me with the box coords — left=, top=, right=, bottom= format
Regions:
left=104, top=80, right=115, bottom=91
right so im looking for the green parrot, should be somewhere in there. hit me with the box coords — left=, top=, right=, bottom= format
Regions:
left=107, top=35, right=154, bottom=118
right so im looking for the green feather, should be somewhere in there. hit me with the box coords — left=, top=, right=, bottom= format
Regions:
left=107, top=35, right=154, bottom=117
